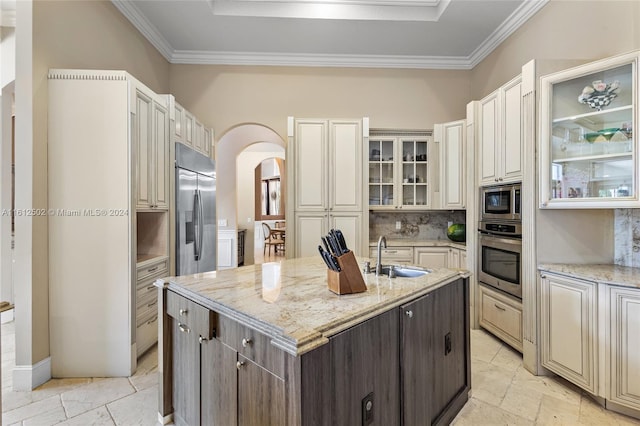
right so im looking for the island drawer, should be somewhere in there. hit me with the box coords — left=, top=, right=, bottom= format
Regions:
left=368, top=246, right=414, bottom=263
left=166, top=290, right=215, bottom=340
left=217, top=315, right=285, bottom=378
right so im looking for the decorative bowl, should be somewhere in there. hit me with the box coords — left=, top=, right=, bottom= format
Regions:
left=598, top=128, right=620, bottom=140
left=585, top=132, right=600, bottom=143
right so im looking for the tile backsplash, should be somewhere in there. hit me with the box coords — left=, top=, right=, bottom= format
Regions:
left=369, top=211, right=466, bottom=241
left=614, top=209, right=640, bottom=267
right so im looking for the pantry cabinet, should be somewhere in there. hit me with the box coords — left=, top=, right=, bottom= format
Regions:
left=48, top=69, right=170, bottom=377
left=290, top=118, right=366, bottom=257
left=367, top=132, right=433, bottom=210
left=539, top=51, right=640, bottom=208
left=478, top=76, right=523, bottom=186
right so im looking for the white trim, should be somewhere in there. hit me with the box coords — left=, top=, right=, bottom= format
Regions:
left=13, top=356, right=51, bottom=391
left=110, top=0, right=174, bottom=62
left=1, top=9, right=16, bottom=27
left=468, top=0, right=548, bottom=68
left=112, top=0, right=548, bottom=70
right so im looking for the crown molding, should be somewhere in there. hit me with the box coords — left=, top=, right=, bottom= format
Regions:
left=113, top=0, right=548, bottom=70
left=468, top=0, right=548, bottom=68
left=110, top=0, right=174, bottom=62
left=171, top=50, right=474, bottom=69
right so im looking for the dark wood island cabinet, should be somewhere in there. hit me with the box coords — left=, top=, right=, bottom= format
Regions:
left=157, top=257, right=470, bottom=425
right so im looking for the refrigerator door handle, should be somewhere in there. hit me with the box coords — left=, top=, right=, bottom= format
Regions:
left=197, top=189, right=204, bottom=262
left=193, top=190, right=200, bottom=261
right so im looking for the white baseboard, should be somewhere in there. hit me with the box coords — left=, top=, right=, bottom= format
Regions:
left=13, top=356, right=51, bottom=390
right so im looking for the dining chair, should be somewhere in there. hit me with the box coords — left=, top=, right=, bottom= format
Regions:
left=262, top=223, right=285, bottom=256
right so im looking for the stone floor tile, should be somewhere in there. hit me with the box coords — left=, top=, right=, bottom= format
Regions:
left=536, top=393, right=581, bottom=425
left=470, top=329, right=503, bottom=363
left=469, top=358, right=515, bottom=406
left=500, top=380, right=544, bottom=421
left=61, top=378, right=135, bottom=419
left=491, top=344, right=524, bottom=373
left=56, top=406, right=115, bottom=426
left=452, top=397, right=534, bottom=425
left=2, top=394, right=64, bottom=425
left=107, top=386, right=158, bottom=426
left=578, top=394, right=640, bottom=425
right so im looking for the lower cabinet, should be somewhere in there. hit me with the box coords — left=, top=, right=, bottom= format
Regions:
left=414, top=247, right=450, bottom=268
left=478, top=284, right=523, bottom=352
left=401, top=279, right=468, bottom=425
left=540, top=273, right=597, bottom=393
left=539, top=270, right=640, bottom=419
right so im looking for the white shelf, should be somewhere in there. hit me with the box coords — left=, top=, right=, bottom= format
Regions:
left=552, top=152, right=632, bottom=163
left=552, top=105, right=632, bottom=129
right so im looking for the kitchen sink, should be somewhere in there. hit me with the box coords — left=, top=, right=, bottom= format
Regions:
left=379, top=265, right=431, bottom=278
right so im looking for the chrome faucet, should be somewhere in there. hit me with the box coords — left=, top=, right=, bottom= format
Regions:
left=376, top=235, right=387, bottom=276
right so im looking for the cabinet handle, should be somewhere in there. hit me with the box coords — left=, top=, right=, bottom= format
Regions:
left=179, top=309, right=188, bottom=316
left=146, top=317, right=158, bottom=325
left=178, top=323, right=190, bottom=333
left=499, top=178, right=503, bottom=182
left=147, top=266, right=158, bottom=273
left=494, top=304, right=506, bottom=311
left=198, top=336, right=207, bottom=344
left=242, top=338, right=252, bottom=348
left=405, top=310, right=413, bottom=318
left=147, top=301, right=157, bottom=308
left=385, top=250, right=397, bottom=254
left=146, top=285, right=155, bottom=291
left=236, top=361, right=245, bottom=370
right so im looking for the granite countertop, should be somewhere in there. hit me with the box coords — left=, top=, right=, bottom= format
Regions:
left=368, top=239, right=466, bottom=250
left=158, top=257, right=469, bottom=356
left=538, top=263, right=640, bottom=290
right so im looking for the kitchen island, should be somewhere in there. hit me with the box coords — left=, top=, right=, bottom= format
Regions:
left=156, top=257, right=471, bottom=425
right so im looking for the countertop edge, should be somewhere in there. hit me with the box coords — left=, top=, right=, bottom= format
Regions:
left=156, top=270, right=470, bottom=357
left=538, top=263, right=640, bottom=290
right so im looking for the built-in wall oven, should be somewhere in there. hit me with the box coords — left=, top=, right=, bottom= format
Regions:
left=478, top=220, right=522, bottom=299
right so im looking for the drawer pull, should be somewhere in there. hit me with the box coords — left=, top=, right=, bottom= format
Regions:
left=494, top=304, right=506, bottom=311
left=242, top=338, right=253, bottom=348
left=385, top=250, right=398, bottom=254
left=146, top=285, right=155, bottom=291
left=405, top=310, right=413, bottom=318
left=147, top=301, right=157, bottom=308
left=236, top=361, right=245, bottom=370
left=147, top=266, right=158, bottom=273
left=146, top=317, right=158, bottom=325
left=178, top=323, right=190, bottom=334
left=179, top=309, right=188, bottom=316
left=198, top=336, right=208, bottom=344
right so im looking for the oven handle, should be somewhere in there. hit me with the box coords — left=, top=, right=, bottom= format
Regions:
left=478, top=229, right=522, bottom=240
left=478, top=231, right=522, bottom=245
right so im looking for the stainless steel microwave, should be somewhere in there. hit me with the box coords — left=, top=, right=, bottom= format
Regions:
left=481, top=184, right=521, bottom=221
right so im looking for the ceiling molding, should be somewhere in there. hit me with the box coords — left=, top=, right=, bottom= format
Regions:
left=468, top=0, right=548, bottom=68
left=110, top=0, right=174, bottom=62
left=171, top=50, right=474, bottom=69
left=208, top=0, right=451, bottom=22
left=113, top=0, right=548, bottom=70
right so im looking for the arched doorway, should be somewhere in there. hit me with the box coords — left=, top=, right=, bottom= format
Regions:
left=216, top=124, right=286, bottom=267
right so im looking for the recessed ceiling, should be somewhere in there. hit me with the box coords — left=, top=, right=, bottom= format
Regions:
left=112, top=0, right=548, bottom=69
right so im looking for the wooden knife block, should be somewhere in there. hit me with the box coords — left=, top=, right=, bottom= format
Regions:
left=327, top=251, right=367, bottom=295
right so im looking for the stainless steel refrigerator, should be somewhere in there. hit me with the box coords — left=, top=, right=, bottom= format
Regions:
left=175, top=143, right=216, bottom=275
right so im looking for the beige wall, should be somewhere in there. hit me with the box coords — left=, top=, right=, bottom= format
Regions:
left=169, top=65, right=472, bottom=137
left=19, top=0, right=169, bottom=373
left=471, top=0, right=640, bottom=99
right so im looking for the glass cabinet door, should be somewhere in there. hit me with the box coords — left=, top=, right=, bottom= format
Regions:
left=540, top=52, right=639, bottom=208
left=401, top=139, right=429, bottom=208
left=368, top=139, right=395, bottom=207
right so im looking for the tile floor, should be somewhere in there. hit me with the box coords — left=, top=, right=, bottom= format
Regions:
left=2, top=318, right=639, bottom=425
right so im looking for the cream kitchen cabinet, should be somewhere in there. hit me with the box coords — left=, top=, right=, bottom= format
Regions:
left=134, top=86, right=170, bottom=210
left=368, top=246, right=414, bottom=264
left=136, top=256, right=168, bottom=357
left=290, top=118, right=366, bottom=257
left=414, top=247, right=450, bottom=269
left=367, top=133, right=433, bottom=210
left=478, top=284, right=523, bottom=352
left=540, top=272, right=597, bottom=393
left=539, top=51, right=639, bottom=208
left=607, top=285, right=640, bottom=412
left=170, top=97, right=214, bottom=159
left=434, top=120, right=466, bottom=209
left=478, top=76, right=523, bottom=186
left=48, top=69, right=170, bottom=377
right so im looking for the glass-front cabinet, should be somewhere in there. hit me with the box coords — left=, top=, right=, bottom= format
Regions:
left=368, top=135, right=432, bottom=210
left=540, top=51, right=639, bottom=208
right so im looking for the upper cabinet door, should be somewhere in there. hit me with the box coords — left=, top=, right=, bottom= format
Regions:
left=539, top=51, right=640, bottom=208
left=438, top=120, right=466, bottom=209
left=135, top=89, right=153, bottom=209
left=479, top=91, right=500, bottom=186
left=329, top=120, right=363, bottom=211
left=294, top=119, right=328, bottom=211
left=502, top=79, right=523, bottom=182
left=153, top=100, right=170, bottom=210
